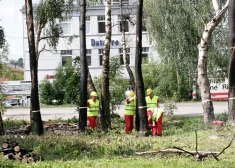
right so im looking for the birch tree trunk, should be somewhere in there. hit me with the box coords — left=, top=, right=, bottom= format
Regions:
left=135, top=0, right=149, bottom=135
left=228, top=0, right=235, bottom=125
left=25, top=0, right=43, bottom=135
left=101, top=0, right=112, bottom=131
left=197, top=0, right=229, bottom=125
left=79, top=0, right=88, bottom=131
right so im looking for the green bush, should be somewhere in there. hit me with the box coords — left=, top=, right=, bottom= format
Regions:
left=40, top=59, right=80, bottom=105
left=40, top=79, right=54, bottom=105
left=164, top=102, right=177, bottom=116
left=215, top=111, right=228, bottom=122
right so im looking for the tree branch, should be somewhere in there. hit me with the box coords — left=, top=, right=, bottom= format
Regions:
left=38, top=44, right=46, bottom=56
left=42, top=48, right=57, bottom=55
left=172, top=146, right=195, bottom=157
left=215, top=134, right=235, bottom=158
left=193, top=6, right=206, bottom=27
left=39, top=35, right=76, bottom=41
left=212, top=0, right=220, bottom=15
left=135, top=148, right=220, bottom=156
left=212, top=0, right=229, bottom=24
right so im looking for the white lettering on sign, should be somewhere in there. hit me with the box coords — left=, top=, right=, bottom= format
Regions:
left=91, top=39, right=119, bottom=47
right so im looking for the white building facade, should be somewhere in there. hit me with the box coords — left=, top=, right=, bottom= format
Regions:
left=21, top=0, right=158, bottom=82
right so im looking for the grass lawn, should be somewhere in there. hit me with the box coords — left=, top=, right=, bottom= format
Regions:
left=0, top=113, right=235, bottom=168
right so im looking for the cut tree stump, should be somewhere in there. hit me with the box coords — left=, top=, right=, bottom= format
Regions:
left=2, top=143, right=9, bottom=149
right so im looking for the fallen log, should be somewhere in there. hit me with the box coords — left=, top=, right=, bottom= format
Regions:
left=0, top=148, right=15, bottom=155
left=136, top=132, right=235, bottom=161
left=2, top=143, right=9, bottom=149
left=4, top=153, right=14, bottom=160
left=135, top=149, right=220, bottom=156
left=14, top=146, right=21, bottom=152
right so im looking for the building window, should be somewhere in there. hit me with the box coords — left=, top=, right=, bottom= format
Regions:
left=113, top=0, right=129, bottom=4
left=119, top=48, right=130, bottom=65
left=87, top=49, right=91, bottom=66
left=86, top=16, right=91, bottom=34
left=61, top=50, right=72, bottom=66
left=142, top=47, right=149, bottom=62
left=98, top=15, right=105, bottom=33
left=99, top=49, right=103, bottom=66
left=118, top=15, right=129, bottom=33
left=61, top=20, right=72, bottom=35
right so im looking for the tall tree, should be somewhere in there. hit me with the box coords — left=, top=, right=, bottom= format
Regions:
left=34, top=0, right=74, bottom=62
left=197, top=0, right=228, bottom=124
left=120, top=0, right=138, bottom=130
left=25, top=0, right=72, bottom=125
left=120, top=0, right=135, bottom=91
left=135, top=0, right=148, bottom=135
left=228, top=0, right=235, bottom=124
left=79, top=0, right=88, bottom=132
left=145, top=0, right=201, bottom=101
left=101, top=0, right=112, bottom=131
left=145, top=0, right=228, bottom=102
left=0, top=44, right=8, bottom=136
left=0, top=89, right=5, bottom=135
left=0, top=26, right=5, bottom=48
left=17, top=58, right=24, bottom=67
left=25, top=0, right=43, bottom=135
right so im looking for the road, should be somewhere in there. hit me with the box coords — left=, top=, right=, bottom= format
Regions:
left=2, top=102, right=228, bottom=121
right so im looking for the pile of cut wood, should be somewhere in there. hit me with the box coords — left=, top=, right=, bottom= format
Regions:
left=0, top=141, right=43, bottom=163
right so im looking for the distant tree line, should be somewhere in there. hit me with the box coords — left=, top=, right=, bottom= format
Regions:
left=9, top=58, right=24, bottom=68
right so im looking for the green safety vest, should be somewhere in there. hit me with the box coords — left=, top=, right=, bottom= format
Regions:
left=146, top=96, right=161, bottom=121
left=124, top=99, right=136, bottom=116
left=146, top=96, right=159, bottom=109
left=87, top=99, right=99, bottom=117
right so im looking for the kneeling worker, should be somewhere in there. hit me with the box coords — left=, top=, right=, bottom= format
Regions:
left=146, top=88, right=163, bottom=136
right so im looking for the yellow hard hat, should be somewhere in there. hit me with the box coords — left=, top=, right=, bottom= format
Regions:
left=129, top=91, right=135, bottom=98
left=146, top=88, right=153, bottom=95
left=90, top=91, right=98, bottom=97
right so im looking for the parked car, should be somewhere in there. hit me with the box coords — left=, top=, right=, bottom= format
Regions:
left=3, top=98, right=21, bottom=106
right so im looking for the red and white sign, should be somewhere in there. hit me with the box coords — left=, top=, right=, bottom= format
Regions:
left=45, top=74, right=55, bottom=79
left=193, top=78, right=228, bottom=101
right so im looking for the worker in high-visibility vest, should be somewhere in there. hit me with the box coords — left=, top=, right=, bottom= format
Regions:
left=87, top=91, right=100, bottom=129
left=124, top=91, right=136, bottom=134
left=146, top=88, right=163, bottom=136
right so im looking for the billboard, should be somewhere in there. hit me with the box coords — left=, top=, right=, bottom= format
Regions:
left=192, top=78, right=228, bottom=101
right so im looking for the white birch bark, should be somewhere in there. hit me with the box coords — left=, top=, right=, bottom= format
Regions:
left=197, top=0, right=229, bottom=124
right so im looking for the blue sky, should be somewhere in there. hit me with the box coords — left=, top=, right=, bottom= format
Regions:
left=0, top=0, right=39, bottom=60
